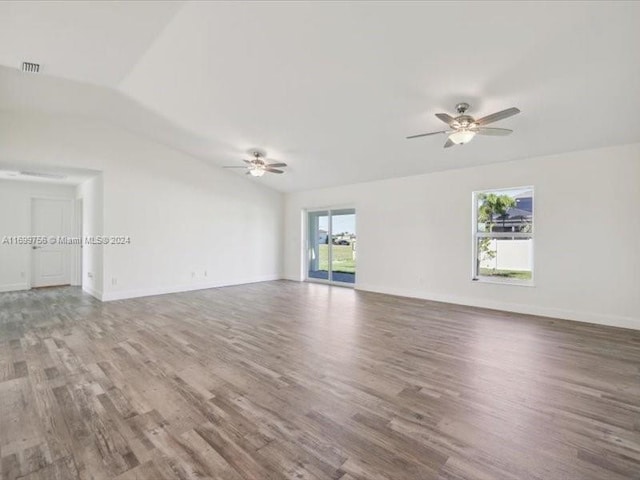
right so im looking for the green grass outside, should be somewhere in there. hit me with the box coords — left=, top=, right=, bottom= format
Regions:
left=317, top=244, right=356, bottom=273
left=479, top=268, right=532, bottom=280
left=313, top=245, right=526, bottom=279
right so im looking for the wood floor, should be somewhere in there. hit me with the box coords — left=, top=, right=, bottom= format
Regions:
left=0, top=281, right=639, bottom=480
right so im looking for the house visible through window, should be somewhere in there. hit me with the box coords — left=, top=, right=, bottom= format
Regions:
left=473, top=187, right=534, bottom=284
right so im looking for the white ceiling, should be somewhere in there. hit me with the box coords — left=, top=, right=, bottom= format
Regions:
left=0, top=1, right=639, bottom=192
left=0, top=1, right=182, bottom=86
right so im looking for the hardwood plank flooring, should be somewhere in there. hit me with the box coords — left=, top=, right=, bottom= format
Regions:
left=0, top=281, right=639, bottom=479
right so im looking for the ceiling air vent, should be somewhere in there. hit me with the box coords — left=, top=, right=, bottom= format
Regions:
left=21, top=62, right=40, bottom=73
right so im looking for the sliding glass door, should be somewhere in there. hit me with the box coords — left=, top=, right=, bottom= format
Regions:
left=330, top=209, right=356, bottom=283
left=307, top=208, right=356, bottom=285
left=307, top=211, right=330, bottom=281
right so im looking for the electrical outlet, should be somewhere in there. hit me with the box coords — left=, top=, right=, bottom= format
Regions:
left=20, top=271, right=25, bottom=279
left=88, top=272, right=93, bottom=279
left=111, top=277, right=117, bottom=286
left=204, top=270, right=207, bottom=277
left=191, top=272, right=196, bottom=279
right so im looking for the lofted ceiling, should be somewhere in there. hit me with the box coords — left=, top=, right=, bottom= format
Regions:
left=0, top=1, right=639, bottom=192
left=0, top=1, right=182, bottom=86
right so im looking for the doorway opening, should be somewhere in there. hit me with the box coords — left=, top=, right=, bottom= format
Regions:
left=307, top=208, right=356, bottom=285
left=0, top=164, right=100, bottom=298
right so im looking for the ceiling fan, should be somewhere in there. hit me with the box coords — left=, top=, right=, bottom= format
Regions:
left=224, top=151, right=287, bottom=177
left=407, top=103, right=520, bottom=148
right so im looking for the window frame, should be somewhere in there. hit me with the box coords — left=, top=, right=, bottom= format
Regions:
left=471, top=186, right=535, bottom=286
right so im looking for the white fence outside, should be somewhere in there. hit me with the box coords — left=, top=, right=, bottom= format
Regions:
left=479, top=238, right=532, bottom=271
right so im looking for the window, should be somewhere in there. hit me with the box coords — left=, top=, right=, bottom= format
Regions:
left=472, top=187, right=533, bottom=284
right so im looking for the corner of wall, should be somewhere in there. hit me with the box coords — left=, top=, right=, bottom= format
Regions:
left=82, top=285, right=103, bottom=301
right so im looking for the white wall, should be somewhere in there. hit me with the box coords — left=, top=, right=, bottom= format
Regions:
left=4, top=110, right=638, bottom=330
left=76, top=175, right=104, bottom=297
left=0, top=111, right=284, bottom=301
left=285, top=143, right=640, bottom=329
left=0, top=180, right=77, bottom=292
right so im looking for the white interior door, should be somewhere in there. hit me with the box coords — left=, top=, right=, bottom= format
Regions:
left=31, top=198, right=72, bottom=288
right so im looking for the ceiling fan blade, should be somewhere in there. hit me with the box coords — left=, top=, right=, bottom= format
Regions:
left=224, top=166, right=248, bottom=168
left=473, top=127, right=513, bottom=136
left=266, top=162, right=287, bottom=168
left=435, top=113, right=455, bottom=125
left=474, top=107, right=520, bottom=126
left=243, top=159, right=254, bottom=164
left=406, top=130, right=448, bottom=139
left=265, top=168, right=284, bottom=174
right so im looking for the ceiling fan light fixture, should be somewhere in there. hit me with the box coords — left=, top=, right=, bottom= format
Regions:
left=223, top=150, right=287, bottom=176
left=448, top=129, right=476, bottom=145
left=407, top=104, right=520, bottom=148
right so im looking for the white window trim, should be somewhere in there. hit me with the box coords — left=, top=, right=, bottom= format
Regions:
left=471, top=186, right=535, bottom=287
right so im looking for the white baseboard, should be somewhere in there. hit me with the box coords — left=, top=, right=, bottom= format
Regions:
left=83, top=275, right=639, bottom=331
left=282, top=274, right=302, bottom=281
left=0, top=283, right=30, bottom=293
left=355, top=283, right=640, bottom=331
left=82, top=285, right=103, bottom=301
left=100, top=274, right=283, bottom=302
